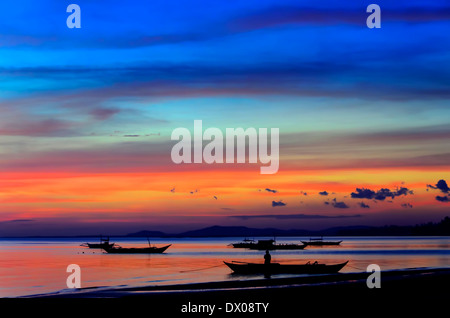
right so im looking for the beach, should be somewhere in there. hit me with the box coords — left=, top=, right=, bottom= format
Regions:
left=12, top=267, right=450, bottom=315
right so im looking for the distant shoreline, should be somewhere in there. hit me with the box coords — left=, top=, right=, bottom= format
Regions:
left=1, top=216, right=450, bottom=238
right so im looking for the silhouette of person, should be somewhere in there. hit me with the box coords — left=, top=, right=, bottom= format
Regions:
left=264, top=250, right=271, bottom=265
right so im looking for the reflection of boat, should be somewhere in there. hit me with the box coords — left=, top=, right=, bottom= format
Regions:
left=301, top=237, right=342, bottom=246
left=103, top=244, right=171, bottom=254
left=80, top=236, right=115, bottom=249
left=231, top=239, right=306, bottom=250
left=224, top=260, right=348, bottom=274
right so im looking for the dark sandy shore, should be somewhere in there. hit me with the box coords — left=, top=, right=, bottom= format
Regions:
left=6, top=267, right=450, bottom=315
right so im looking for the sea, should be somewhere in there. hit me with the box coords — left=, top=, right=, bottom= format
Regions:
left=0, top=236, right=449, bottom=297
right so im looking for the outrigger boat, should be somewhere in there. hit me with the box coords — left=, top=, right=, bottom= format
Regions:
left=249, top=240, right=306, bottom=250
left=80, top=236, right=115, bottom=249
left=229, top=238, right=256, bottom=248
left=301, top=237, right=342, bottom=246
left=231, top=239, right=306, bottom=250
left=224, top=260, right=348, bottom=274
left=102, top=244, right=171, bottom=254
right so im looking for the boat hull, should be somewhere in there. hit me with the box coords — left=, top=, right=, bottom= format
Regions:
left=86, top=243, right=115, bottom=249
left=232, top=243, right=255, bottom=248
left=224, top=261, right=348, bottom=274
left=103, top=244, right=171, bottom=254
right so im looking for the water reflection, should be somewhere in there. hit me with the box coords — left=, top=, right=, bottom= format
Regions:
left=0, top=236, right=449, bottom=297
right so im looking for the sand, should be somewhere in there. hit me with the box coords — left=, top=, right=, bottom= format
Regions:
left=5, top=267, right=450, bottom=315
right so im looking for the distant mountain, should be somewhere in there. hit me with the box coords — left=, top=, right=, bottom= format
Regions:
left=177, top=226, right=312, bottom=237
left=125, top=217, right=450, bottom=237
left=126, top=226, right=315, bottom=238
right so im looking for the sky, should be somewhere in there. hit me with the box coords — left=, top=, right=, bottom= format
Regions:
left=0, top=0, right=449, bottom=236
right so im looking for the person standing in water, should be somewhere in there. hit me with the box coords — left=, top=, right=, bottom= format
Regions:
left=263, top=250, right=272, bottom=278
left=264, top=250, right=271, bottom=265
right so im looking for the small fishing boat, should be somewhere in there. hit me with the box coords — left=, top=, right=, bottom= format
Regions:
left=229, top=238, right=256, bottom=248
left=301, top=237, right=342, bottom=246
left=224, top=260, right=348, bottom=274
left=103, top=244, right=171, bottom=254
left=231, top=239, right=306, bottom=250
left=80, top=236, right=115, bottom=249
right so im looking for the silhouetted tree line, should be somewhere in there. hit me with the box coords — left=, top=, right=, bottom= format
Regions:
left=336, top=217, right=450, bottom=236
left=411, top=216, right=450, bottom=235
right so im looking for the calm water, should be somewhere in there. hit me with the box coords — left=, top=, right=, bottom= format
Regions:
left=0, top=236, right=449, bottom=297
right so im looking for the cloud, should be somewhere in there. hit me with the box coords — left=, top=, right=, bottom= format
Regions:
left=230, top=214, right=361, bottom=220
left=374, top=189, right=397, bottom=200
left=319, top=191, right=329, bottom=196
left=396, top=187, right=414, bottom=196
left=0, top=219, right=35, bottom=224
left=0, top=118, right=79, bottom=137
left=350, top=188, right=376, bottom=199
left=428, top=180, right=450, bottom=202
left=324, top=201, right=330, bottom=205
left=0, top=140, right=179, bottom=174
left=427, top=179, right=449, bottom=193
left=265, top=188, right=278, bottom=193
left=332, top=201, right=349, bottom=209
left=3, top=3, right=450, bottom=51
left=272, top=200, right=286, bottom=207
left=230, top=6, right=450, bottom=32
left=5, top=56, right=450, bottom=123
left=89, top=107, right=120, bottom=120
left=359, top=202, right=370, bottom=209
left=436, top=196, right=449, bottom=202
left=401, top=203, right=413, bottom=208
left=280, top=126, right=450, bottom=171
left=350, top=187, right=413, bottom=201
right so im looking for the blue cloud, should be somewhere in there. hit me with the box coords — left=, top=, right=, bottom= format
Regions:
left=436, top=196, right=449, bottom=202
left=272, top=200, right=286, bottom=207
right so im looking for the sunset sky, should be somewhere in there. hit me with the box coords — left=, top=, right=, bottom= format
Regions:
left=0, top=0, right=449, bottom=236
